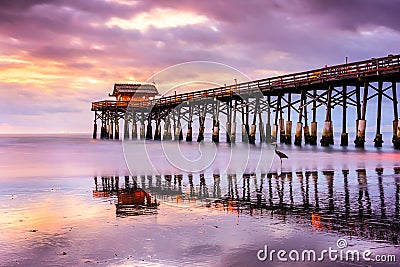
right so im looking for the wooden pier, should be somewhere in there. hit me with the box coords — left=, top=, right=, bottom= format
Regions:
left=91, top=54, right=400, bottom=148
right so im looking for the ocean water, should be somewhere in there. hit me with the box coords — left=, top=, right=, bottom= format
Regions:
left=0, top=133, right=399, bottom=266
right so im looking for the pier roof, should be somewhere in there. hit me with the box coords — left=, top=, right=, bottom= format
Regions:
left=109, top=83, right=159, bottom=97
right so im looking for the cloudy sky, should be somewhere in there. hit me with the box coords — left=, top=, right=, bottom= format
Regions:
left=0, top=0, right=399, bottom=133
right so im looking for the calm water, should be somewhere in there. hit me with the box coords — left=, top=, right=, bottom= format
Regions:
left=0, top=134, right=400, bottom=266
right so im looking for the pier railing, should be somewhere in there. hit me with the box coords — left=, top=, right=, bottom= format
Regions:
left=92, top=54, right=400, bottom=111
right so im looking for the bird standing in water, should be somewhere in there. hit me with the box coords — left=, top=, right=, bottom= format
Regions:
left=274, top=144, right=288, bottom=174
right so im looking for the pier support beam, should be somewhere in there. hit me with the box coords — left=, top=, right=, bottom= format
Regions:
left=242, top=102, right=249, bottom=143
left=355, top=81, right=369, bottom=147
left=294, top=122, right=303, bottom=146
left=392, top=82, right=400, bottom=148
left=145, top=121, right=153, bottom=140
left=272, top=96, right=280, bottom=143
left=279, top=117, right=285, bottom=143
left=230, top=100, right=237, bottom=143
left=303, top=93, right=310, bottom=144
left=226, top=121, right=231, bottom=143
left=93, top=117, right=97, bottom=139
left=197, top=116, right=205, bottom=142
left=186, top=121, right=192, bottom=142
left=175, top=121, right=183, bottom=141
left=163, top=119, right=172, bottom=140
left=320, top=86, right=333, bottom=146
left=226, top=100, right=232, bottom=143
left=249, top=98, right=259, bottom=144
left=266, top=96, right=271, bottom=143
left=212, top=120, right=220, bottom=143
left=284, top=93, right=292, bottom=144
left=186, top=105, right=193, bottom=142
left=109, top=120, right=114, bottom=140
left=212, top=101, right=220, bottom=143
left=115, top=119, right=119, bottom=140
left=124, top=119, right=129, bottom=140
left=139, top=122, right=145, bottom=140
left=285, top=121, right=292, bottom=144
left=310, top=89, right=317, bottom=145
left=340, top=85, right=348, bottom=146
left=154, top=121, right=161, bottom=140
left=131, top=121, right=137, bottom=140
left=294, top=92, right=304, bottom=146
left=231, top=122, right=236, bottom=143
left=374, top=81, right=384, bottom=147
left=100, top=117, right=106, bottom=139
left=242, top=124, right=249, bottom=143
left=259, top=112, right=265, bottom=143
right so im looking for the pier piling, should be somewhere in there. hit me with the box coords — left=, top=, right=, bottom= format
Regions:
left=310, top=89, right=318, bottom=145
left=355, top=82, right=369, bottom=147
left=93, top=120, right=97, bottom=139
left=374, top=81, right=383, bottom=147
left=285, top=93, right=292, bottom=144
left=124, top=119, right=129, bottom=140
left=392, top=82, right=400, bottom=148
left=340, top=85, right=348, bottom=146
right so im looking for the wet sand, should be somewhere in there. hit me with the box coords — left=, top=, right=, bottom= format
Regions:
left=0, top=134, right=400, bottom=266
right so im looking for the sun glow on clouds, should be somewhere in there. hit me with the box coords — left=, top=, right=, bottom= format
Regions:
left=106, top=8, right=208, bottom=32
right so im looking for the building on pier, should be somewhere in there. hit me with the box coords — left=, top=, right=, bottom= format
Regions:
left=109, top=83, right=159, bottom=101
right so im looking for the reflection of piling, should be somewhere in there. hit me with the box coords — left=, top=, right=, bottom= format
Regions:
left=297, top=171, right=308, bottom=209
left=343, top=170, right=350, bottom=217
left=311, top=171, right=319, bottom=211
left=356, top=169, right=371, bottom=217
left=376, top=167, right=386, bottom=218
left=395, top=167, right=400, bottom=219
left=267, top=173, right=273, bottom=207
left=287, top=172, right=293, bottom=208
left=213, top=174, right=221, bottom=198
left=323, top=170, right=334, bottom=211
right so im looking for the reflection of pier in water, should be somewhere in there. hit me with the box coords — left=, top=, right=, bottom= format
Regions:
left=93, top=167, right=400, bottom=244
left=93, top=176, right=158, bottom=216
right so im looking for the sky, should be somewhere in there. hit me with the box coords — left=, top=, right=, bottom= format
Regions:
left=0, top=0, right=400, bottom=133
